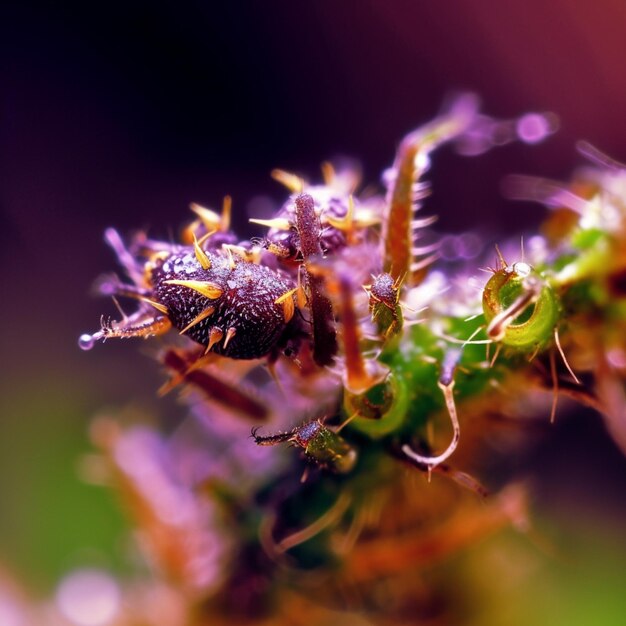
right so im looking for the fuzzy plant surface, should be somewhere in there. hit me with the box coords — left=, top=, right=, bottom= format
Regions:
left=16, top=95, right=625, bottom=625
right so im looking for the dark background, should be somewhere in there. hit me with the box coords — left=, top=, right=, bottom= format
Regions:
left=1, top=0, right=626, bottom=610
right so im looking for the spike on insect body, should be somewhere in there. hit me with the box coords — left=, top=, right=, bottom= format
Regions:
left=80, top=221, right=302, bottom=360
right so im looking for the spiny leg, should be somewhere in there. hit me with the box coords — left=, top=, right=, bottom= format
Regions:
left=161, top=349, right=269, bottom=421
left=383, top=106, right=475, bottom=284
left=79, top=312, right=171, bottom=351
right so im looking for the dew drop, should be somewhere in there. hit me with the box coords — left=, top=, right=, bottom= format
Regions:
left=78, top=334, right=96, bottom=351
left=512, top=261, right=532, bottom=277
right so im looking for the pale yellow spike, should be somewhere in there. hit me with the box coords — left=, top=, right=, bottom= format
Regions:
left=325, top=195, right=354, bottom=233
left=225, top=244, right=261, bottom=264
left=223, top=326, right=237, bottom=349
left=139, top=297, right=169, bottom=315
left=241, top=246, right=263, bottom=264
left=347, top=194, right=355, bottom=223
left=192, top=234, right=211, bottom=270
left=118, top=292, right=168, bottom=315
left=275, top=288, right=296, bottom=323
left=352, top=209, right=381, bottom=227
left=163, top=279, right=223, bottom=299
left=275, top=288, right=297, bottom=304
left=197, top=228, right=217, bottom=247
left=271, top=168, right=305, bottom=193
left=179, top=306, right=215, bottom=335
left=394, top=272, right=407, bottom=290
left=222, top=243, right=254, bottom=261
left=325, top=198, right=381, bottom=235
left=223, top=245, right=236, bottom=270
left=190, top=202, right=222, bottom=231
left=149, top=250, right=171, bottom=264
left=321, top=161, right=336, bottom=185
left=221, top=195, right=232, bottom=232
left=296, top=266, right=307, bottom=308
left=205, top=327, right=224, bottom=354
left=249, top=217, right=293, bottom=231
left=181, top=219, right=202, bottom=244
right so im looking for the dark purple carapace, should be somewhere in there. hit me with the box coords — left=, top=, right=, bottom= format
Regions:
left=80, top=192, right=351, bottom=363
left=151, top=249, right=298, bottom=359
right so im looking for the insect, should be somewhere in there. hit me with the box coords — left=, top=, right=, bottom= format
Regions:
left=79, top=187, right=383, bottom=366
left=71, top=101, right=626, bottom=626
left=78, top=221, right=303, bottom=360
left=80, top=95, right=559, bottom=475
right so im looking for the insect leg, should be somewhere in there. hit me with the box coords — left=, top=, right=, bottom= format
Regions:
left=79, top=311, right=171, bottom=350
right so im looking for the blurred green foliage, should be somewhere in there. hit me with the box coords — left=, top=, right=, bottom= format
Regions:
left=0, top=381, right=128, bottom=594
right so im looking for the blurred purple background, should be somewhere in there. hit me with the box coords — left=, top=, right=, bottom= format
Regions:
left=1, top=0, right=626, bottom=593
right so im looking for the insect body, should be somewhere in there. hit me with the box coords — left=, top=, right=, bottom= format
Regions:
left=81, top=96, right=560, bottom=474
left=80, top=232, right=301, bottom=360
left=253, top=419, right=357, bottom=474
left=153, top=248, right=298, bottom=359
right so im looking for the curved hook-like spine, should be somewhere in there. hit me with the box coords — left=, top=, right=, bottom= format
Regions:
left=402, top=349, right=461, bottom=470
left=482, top=262, right=559, bottom=352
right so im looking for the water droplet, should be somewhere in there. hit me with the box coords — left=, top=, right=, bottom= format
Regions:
left=78, top=334, right=96, bottom=351
left=511, top=262, right=532, bottom=277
